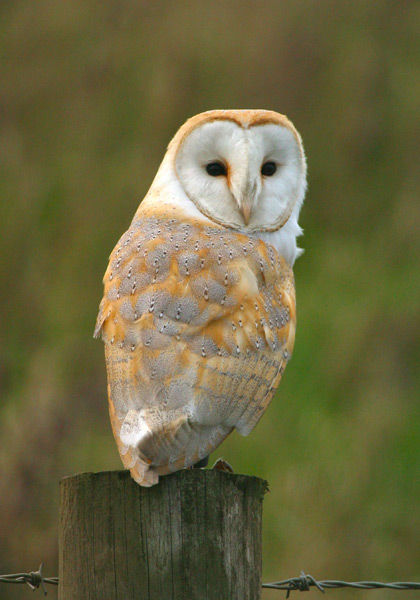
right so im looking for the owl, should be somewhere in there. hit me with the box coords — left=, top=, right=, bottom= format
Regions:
left=94, top=109, right=307, bottom=486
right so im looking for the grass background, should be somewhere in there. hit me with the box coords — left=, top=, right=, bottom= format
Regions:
left=1, top=1, right=419, bottom=598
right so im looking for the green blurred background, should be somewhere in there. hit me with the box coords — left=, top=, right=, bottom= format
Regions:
left=1, top=1, right=419, bottom=598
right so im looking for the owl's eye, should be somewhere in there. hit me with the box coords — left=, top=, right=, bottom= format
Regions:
left=206, top=162, right=227, bottom=177
left=261, top=161, right=277, bottom=176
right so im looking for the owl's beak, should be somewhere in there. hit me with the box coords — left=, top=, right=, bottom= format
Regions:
left=239, top=201, right=253, bottom=225
left=230, top=166, right=259, bottom=226
left=236, top=178, right=259, bottom=225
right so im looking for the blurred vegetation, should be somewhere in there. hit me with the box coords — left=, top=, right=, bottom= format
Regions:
left=1, top=1, right=419, bottom=598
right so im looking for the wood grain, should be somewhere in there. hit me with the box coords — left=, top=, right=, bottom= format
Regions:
left=59, top=469, right=267, bottom=599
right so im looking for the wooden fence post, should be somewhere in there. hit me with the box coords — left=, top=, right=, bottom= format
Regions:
left=59, top=469, right=267, bottom=599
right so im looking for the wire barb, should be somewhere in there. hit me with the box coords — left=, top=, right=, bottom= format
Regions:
left=262, top=573, right=420, bottom=595
left=263, top=572, right=325, bottom=598
left=0, top=564, right=58, bottom=595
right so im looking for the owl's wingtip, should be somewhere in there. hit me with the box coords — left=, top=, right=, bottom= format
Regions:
left=93, top=314, right=105, bottom=339
left=93, top=299, right=107, bottom=338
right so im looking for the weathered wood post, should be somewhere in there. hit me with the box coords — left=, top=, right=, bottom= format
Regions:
left=59, top=469, right=267, bottom=599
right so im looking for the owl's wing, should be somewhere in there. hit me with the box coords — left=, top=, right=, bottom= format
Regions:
left=95, top=213, right=295, bottom=485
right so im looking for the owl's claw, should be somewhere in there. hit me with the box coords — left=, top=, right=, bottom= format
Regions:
left=212, top=458, right=234, bottom=473
left=192, top=456, right=209, bottom=469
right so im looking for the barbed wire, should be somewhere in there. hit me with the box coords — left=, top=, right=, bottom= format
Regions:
left=1, top=565, right=420, bottom=596
left=262, top=571, right=420, bottom=597
left=0, top=564, right=58, bottom=595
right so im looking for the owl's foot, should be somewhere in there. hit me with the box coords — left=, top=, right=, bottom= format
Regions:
left=190, top=456, right=209, bottom=469
left=212, top=458, right=234, bottom=473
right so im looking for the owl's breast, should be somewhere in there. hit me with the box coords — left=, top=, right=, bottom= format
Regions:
left=95, top=210, right=295, bottom=472
left=95, top=211, right=294, bottom=352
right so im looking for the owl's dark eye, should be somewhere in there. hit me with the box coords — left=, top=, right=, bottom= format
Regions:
left=261, top=161, right=277, bottom=176
left=206, top=162, right=227, bottom=177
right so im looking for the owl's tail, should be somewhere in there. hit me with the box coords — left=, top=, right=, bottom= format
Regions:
left=123, top=447, right=159, bottom=487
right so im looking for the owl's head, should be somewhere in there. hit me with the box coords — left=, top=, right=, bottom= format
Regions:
left=148, top=110, right=307, bottom=262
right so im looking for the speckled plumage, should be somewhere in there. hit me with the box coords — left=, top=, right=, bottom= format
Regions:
left=95, top=110, right=306, bottom=486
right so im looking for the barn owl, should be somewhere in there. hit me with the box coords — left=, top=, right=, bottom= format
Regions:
left=94, top=109, right=307, bottom=486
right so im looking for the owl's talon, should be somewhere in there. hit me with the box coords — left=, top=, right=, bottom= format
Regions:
left=186, top=456, right=209, bottom=470
left=193, top=456, right=209, bottom=469
left=212, top=458, right=234, bottom=473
